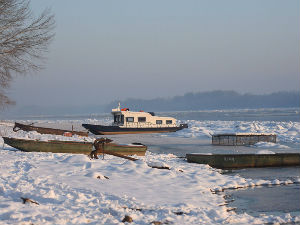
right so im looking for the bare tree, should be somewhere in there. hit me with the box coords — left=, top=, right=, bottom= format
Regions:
left=0, top=0, right=55, bottom=108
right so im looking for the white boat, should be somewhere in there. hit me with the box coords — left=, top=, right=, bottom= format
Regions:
left=82, top=103, right=188, bottom=135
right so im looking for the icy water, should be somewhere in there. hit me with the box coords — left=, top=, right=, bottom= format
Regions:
left=224, top=184, right=300, bottom=219
left=7, top=107, right=300, bottom=219
left=158, top=107, right=300, bottom=122
left=224, top=167, right=300, bottom=218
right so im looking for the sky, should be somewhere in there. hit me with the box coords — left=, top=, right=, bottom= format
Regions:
left=7, top=0, right=300, bottom=107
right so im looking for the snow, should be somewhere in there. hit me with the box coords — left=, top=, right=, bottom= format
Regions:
left=213, top=132, right=276, bottom=136
left=253, top=142, right=290, bottom=149
left=256, top=150, right=276, bottom=154
left=0, top=120, right=299, bottom=224
left=173, top=120, right=300, bottom=144
left=4, top=129, right=95, bottom=143
left=1, top=149, right=299, bottom=225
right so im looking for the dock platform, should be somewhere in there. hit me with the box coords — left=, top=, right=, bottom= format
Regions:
left=212, top=133, right=276, bottom=146
left=186, top=153, right=300, bottom=169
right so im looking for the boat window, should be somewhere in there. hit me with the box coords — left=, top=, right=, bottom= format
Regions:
left=166, top=120, right=173, bottom=124
left=156, top=120, right=162, bottom=124
left=138, top=117, right=146, bottom=122
left=114, top=115, right=119, bottom=123
left=114, top=114, right=124, bottom=124
left=126, top=117, right=134, bottom=122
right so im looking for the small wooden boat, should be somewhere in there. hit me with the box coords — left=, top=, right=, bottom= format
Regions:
left=186, top=153, right=300, bottom=169
left=3, top=137, right=147, bottom=156
left=13, top=122, right=89, bottom=137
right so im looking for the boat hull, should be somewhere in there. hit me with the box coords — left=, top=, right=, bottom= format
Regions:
left=3, top=137, right=147, bottom=156
left=82, top=124, right=187, bottom=135
left=14, top=122, right=89, bottom=137
left=186, top=153, right=300, bottom=169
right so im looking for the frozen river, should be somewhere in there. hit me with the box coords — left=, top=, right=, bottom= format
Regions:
left=1, top=107, right=299, bottom=223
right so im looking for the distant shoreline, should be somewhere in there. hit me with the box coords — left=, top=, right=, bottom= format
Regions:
left=2, top=91, right=299, bottom=118
left=3, top=107, right=299, bottom=122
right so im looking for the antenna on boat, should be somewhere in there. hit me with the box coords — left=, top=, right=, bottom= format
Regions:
left=118, top=102, right=121, bottom=111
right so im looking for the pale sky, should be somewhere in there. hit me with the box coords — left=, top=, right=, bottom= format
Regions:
left=7, top=0, right=300, bottom=107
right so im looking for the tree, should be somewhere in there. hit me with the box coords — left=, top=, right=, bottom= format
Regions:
left=0, top=0, right=55, bottom=108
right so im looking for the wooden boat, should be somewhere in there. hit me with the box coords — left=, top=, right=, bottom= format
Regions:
left=82, top=103, right=188, bottom=135
left=186, top=153, right=300, bottom=169
left=3, top=137, right=147, bottom=156
left=14, top=122, right=89, bottom=137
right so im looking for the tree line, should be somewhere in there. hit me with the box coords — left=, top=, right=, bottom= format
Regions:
left=105, top=91, right=300, bottom=112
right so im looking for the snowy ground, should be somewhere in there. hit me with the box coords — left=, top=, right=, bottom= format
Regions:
left=0, top=120, right=300, bottom=224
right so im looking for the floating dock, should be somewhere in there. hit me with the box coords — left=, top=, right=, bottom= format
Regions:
left=212, top=133, right=276, bottom=146
left=186, top=153, right=300, bottom=169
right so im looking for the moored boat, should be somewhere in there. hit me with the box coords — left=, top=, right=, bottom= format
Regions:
left=3, top=137, right=147, bottom=156
left=82, top=103, right=188, bottom=135
left=186, top=153, right=300, bottom=169
left=14, top=122, right=89, bottom=137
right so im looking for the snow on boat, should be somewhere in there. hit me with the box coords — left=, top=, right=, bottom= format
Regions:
left=14, top=122, right=89, bottom=137
left=186, top=153, right=300, bottom=169
left=82, top=103, right=188, bottom=135
left=3, top=137, right=147, bottom=156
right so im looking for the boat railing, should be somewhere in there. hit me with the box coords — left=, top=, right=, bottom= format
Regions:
left=122, top=122, right=177, bottom=128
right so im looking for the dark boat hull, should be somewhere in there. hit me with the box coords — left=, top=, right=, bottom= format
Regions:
left=82, top=124, right=187, bottom=135
left=186, top=153, right=300, bottom=169
left=14, top=122, right=89, bottom=137
left=3, top=137, right=147, bottom=156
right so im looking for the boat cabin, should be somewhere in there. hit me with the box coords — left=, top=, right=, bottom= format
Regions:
left=111, top=104, right=177, bottom=128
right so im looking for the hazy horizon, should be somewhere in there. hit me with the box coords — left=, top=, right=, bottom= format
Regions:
left=6, top=0, right=300, bottom=107
left=2, top=90, right=299, bottom=119
left=7, top=89, right=300, bottom=108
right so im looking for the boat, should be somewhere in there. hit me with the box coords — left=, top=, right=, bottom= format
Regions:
left=3, top=137, right=147, bottom=156
left=186, top=153, right=300, bottom=169
left=82, top=103, right=188, bottom=135
left=13, top=122, right=89, bottom=137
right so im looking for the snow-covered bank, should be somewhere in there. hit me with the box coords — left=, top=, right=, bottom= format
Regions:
left=0, top=119, right=299, bottom=224
left=0, top=149, right=299, bottom=225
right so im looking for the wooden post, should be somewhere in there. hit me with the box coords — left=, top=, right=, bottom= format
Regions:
left=101, top=150, right=138, bottom=161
